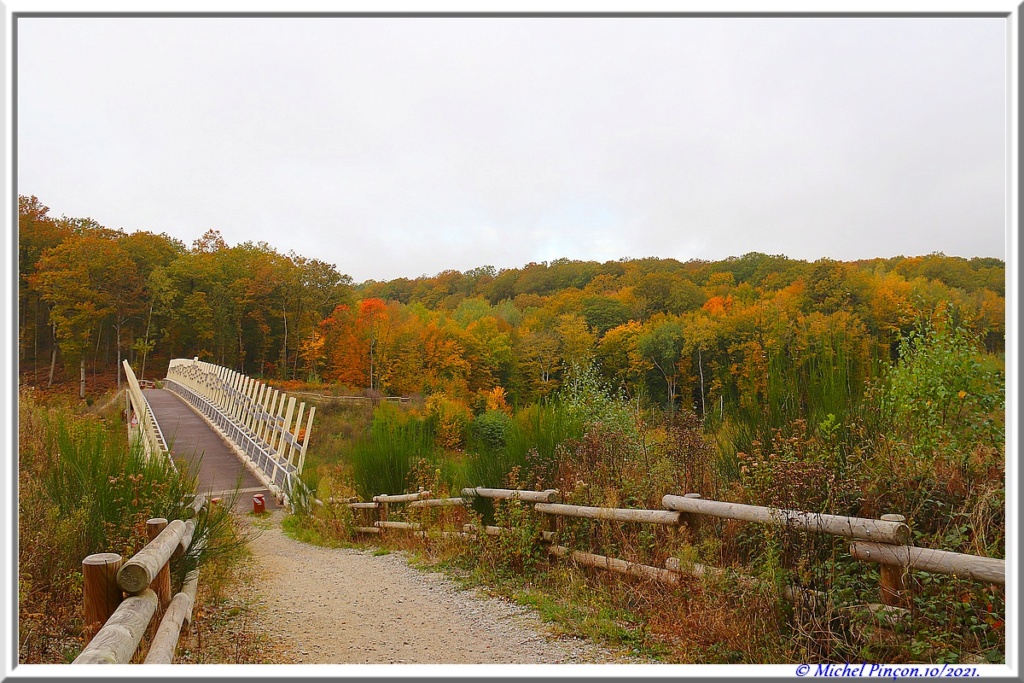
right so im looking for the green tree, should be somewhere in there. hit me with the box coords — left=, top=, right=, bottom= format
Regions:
left=637, top=315, right=686, bottom=412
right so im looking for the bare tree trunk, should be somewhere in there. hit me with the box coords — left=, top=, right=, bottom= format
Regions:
left=80, top=358, right=86, bottom=399
left=281, top=303, right=288, bottom=379
left=93, top=326, right=102, bottom=392
left=140, top=303, right=153, bottom=382
left=698, top=347, right=706, bottom=418
left=48, top=323, right=57, bottom=388
left=48, top=347, right=57, bottom=388
left=33, top=298, right=39, bottom=384
left=116, top=321, right=122, bottom=390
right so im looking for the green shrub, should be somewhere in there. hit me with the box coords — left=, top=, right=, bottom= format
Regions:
left=467, top=400, right=583, bottom=489
left=875, top=318, right=1004, bottom=460
left=425, top=394, right=473, bottom=450
left=469, top=409, right=514, bottom=452
left=469, top=468, right=544, bottom=579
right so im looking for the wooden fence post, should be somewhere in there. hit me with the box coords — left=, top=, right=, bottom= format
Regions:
left=681, top=493, right=702, bottom=539
left=146, top=518, right=172, bottom=611
left=82, top=553, right=123, bottom=644
left=544, top=508, right=558, bottom=542
left=879, top=514, right=909, bottom=606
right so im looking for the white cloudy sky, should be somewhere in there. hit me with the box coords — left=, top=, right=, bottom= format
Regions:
left=16, top=13, right=1007, bottom=282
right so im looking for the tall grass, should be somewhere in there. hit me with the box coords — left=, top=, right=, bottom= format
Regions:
left=348, top=403, right=438, bottom=499
left=43, top=416, right=197, bottom=558
left=467, top=400, right=583, bottom=489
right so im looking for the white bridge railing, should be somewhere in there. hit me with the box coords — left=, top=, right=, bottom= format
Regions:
left=163, top=358, right=315, bottom=503
left=123, top=360, right=170, bottom=466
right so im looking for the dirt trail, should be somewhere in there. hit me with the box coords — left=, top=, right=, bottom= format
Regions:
left=245, top=510, right=632, bottom=665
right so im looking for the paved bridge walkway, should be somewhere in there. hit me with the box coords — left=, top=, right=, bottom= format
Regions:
left=144, top=388, right=281, bottom=511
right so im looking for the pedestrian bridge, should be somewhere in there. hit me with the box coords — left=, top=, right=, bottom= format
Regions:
left=122, top=358, right=316, bottom=510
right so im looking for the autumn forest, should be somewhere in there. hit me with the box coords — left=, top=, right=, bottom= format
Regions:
left=19, top=193, right=1004, bottom=409
left=17, top=193, right=1008, bottom=662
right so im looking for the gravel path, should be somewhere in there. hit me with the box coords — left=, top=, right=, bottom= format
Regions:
left=247, top=510, right=632, bottom=665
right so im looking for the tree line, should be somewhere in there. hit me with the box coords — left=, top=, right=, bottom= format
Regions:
left=19, top=196, right=353, bottom=395
left=20, top=193, right=1004, bottom=438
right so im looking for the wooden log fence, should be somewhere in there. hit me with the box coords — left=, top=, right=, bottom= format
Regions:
left=163, top=358, right=316, bottom=505
left=344, top=486, right=1004, bottom=616
left=534, top=502, right=680, bottom=525
left=409, top=497, right=466, bottom=508
left=73, top=495, right=208, bottom=665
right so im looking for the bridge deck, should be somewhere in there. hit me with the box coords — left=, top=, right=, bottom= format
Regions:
left=144, top=388, right=280, bottom=511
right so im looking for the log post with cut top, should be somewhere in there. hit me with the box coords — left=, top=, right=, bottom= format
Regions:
left=679, top=493, right=703, bottom=538
left=878, top=514, right=909, bottom=606
left=82, top=553, right=123, bottom=645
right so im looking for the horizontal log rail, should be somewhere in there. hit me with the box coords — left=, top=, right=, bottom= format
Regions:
left=118, top=520, right=187, bottom=593
left=374, top=490, right=430, bottom=503
left=461, top=487, right=560, bottom=503
left=143, top=591, right=194, bottom=664
left=376, top=520, right=423, bottom=530
left=548, top=544, right=680, bottom=585
left=74, top=590, right=159, bottom=664
left=409, top=497, right=466, bottom=508
left=662, top=494, right=911, bottom=545
left=535, top=502, right=681, bottom=525
left=850, top=542, right=1005, bottom=585
left=73, top=495, right=208, bottom=665
left=664, top=557, right=825, bottom=606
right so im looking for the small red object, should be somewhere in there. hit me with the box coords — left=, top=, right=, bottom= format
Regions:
left=253, top=493, right=265, bottom=513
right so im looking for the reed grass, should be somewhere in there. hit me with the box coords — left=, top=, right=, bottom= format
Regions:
left=39, top=409, right=196, bottom=564
left=467, top=400, right=583, bottom=488
left=348, top=403, right=438, bottom=499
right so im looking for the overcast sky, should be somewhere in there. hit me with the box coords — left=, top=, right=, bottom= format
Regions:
left=16, top=15, right=1007, bottom=283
